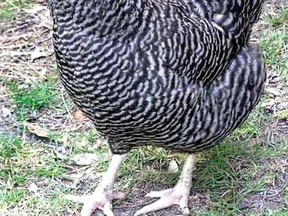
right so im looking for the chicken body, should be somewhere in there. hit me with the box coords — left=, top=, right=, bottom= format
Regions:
left=47, top=0, right=266, bottom=215
left=49, top=0, right=263, bottom=154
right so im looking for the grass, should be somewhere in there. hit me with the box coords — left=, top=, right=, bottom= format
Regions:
left=7, top=79, right=57, bottom=121
left=260, top=8, right=288, bottom=81
left=265, top=8, right=288, bottom=28
left=0, top=2, right=287, bottom=216
left=9, top=82, right=56, bottom=111
left=260, top=26, right=288, bottom=70
left=0, top=0, right=32, bottom=20
left=0, top=135, right=69, bottom=214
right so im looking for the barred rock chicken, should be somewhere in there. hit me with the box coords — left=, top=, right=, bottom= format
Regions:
left=46, top=0, right=266, bottom=215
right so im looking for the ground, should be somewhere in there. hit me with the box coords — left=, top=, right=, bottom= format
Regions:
left=0, top=0, right=287, bottom=215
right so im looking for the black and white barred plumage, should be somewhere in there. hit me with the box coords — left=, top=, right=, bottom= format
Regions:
left=47, top=0, right=266, bottom=154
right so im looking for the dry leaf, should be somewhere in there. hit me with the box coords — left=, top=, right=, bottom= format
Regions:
left=1, top=106, right=12, bottom=118
left=94, top=138, right=109, bottom=148
left=72, top=153, right=99, bottom=166
left=24, top=122, right=63, bottom=142
left=53, top=146, right=69, bottom=160
left=73, top=110, right=87, bottom=121
left=265, top=87, right=282, bottom=97
left=31, top=48, right=53, bottom=61
left=24, top=122, right=50, bottom=138
left=38, top=11, right=53, bottom=29
left=168, top=160, right=179, bottom=173
left=28, top=183, right=38, bottom=193
left=23, top=5, right=47, bottom=15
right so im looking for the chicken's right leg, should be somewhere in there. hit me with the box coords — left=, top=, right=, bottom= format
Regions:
left=66, top=154, right=127, bottom=216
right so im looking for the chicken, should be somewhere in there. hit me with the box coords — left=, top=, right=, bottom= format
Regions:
left=46, top=0, right=266, bottom=215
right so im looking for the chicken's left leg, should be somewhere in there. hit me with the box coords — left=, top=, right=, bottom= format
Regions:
left=66, top=154, right=127, bottom=216
left=134, top=154, right=196, bottom=216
